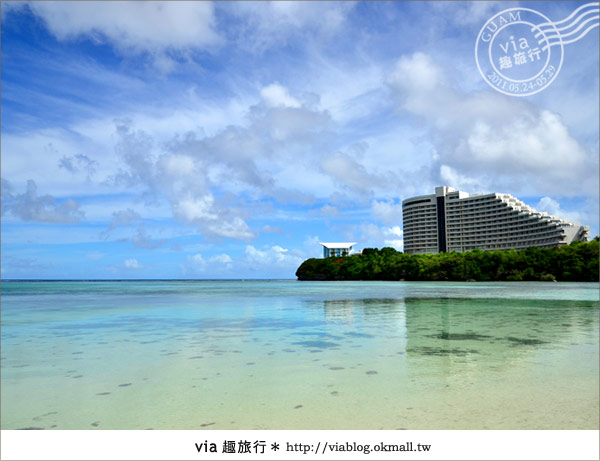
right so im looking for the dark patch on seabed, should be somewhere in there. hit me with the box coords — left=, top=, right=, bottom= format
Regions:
left=505, top=337, right=548, bottom=346
left=408, top=347, right=480, bottom=356
left=292, top=340, right=339, bottom=349
left=428, top=332, right=492, bottom=341
left=345, top=332, right=374, bottom=338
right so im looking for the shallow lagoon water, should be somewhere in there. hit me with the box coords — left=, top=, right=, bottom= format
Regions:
left=1, top=280, right=598, bottom=430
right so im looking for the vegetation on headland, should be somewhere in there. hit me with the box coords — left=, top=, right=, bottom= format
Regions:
left=296, top=238, right=599, bottom=282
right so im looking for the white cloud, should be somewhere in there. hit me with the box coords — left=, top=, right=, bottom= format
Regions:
left=1, top=179, right=85, bottom=224
left=462, top=111, right=587, bottom=175
left=262, top=225, right=284, bottom=234
left=536, top=197, right=585, bottom=224
left=371, top=199, right=403, bottom=226
left=209, top=254, right=233, bottom=265
left=206, top=217, right=254, bottom=241
left=388, top=52, right=597, bottom=197
left=173, top=195, right=218, bottom=222
left=320, top=152, right=381, bottom=195
left=311, top=204, right=340, bottom=217
left=346, top=223, right=403, bottom=251
left=183, top=252, right=234, bottom=275
left=159, top=154, right=197, bottom=177
left=101, top=89, right=343, bottom=241
left=390, top=52, right=441, bottom=94
left=244, top=245, right=303, bottom=268
left=537, top=197, right=562, bottom=216
left=184, top=246, right=305, bottom=278
left=58, top=154, right=98, bottom=178
left=182, top=253, right=233, bottom=274
left=439, top=165, right=484, bottom=194
left=124, top=258, right=142, bottom=269
left=226, top=1, right=355, bottom=52
left=1, top=127, right=120, bottom=198
left=302, top=235, right=323, bottom=256
left=99, top=207, right=168, bottom=249
left=129, top=227, right=166, bottom=250
left=108, top=121, right=257, bottom=241
left=25, top=2, right=220, bottom=64
left=261, top=83, right=301, bottom=108
left=2, top=58, right=391, bottom=244
left=189, top=253, right=206, bottom=266
left=383, top=225, right=403, bottom=251
left=104, top=208, right=142, bottom=233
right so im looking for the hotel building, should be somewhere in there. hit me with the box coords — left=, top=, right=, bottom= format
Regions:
left=402, top=186, right=589, bottom=254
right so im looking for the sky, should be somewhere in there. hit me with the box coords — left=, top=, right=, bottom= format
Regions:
left=1, top=1, right=598, bottom=280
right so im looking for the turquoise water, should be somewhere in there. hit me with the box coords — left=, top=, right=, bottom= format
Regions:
left=1, top=280, right=598, bottom=430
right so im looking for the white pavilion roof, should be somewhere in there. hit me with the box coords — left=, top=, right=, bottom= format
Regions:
left=319, top=242, right=357, bottom=249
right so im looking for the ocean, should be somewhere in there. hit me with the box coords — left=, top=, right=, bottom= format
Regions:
left=1, top=280, right=598, bottom=430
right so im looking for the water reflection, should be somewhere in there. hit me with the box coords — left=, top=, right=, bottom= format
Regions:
left=310, top=296, right=598, bottom=367
left=318, top=298, right=406, bottom=324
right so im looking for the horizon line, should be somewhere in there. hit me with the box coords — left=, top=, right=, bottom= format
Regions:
left=0, top=278, right=298, bottom=282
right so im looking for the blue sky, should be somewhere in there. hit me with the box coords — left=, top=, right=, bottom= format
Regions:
left=1, top=1, right=598, bottom=279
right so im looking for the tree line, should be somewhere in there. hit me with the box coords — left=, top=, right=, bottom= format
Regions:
left=295, top=238, right=599, bottom=282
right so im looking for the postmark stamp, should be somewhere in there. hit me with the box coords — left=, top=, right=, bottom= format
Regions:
left=475, top=3, right=599, bottom=97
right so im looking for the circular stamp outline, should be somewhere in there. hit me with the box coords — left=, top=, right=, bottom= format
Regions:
left=475, top=7, right=564, bottom=97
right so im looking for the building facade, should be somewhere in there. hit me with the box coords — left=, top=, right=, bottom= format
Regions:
left=320, top=242, right=357, bottom=258
left=402, top=186, right=589, bottom=254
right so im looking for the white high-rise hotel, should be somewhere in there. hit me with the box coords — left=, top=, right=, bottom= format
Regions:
left=402, top=186, right=589, bottom=254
